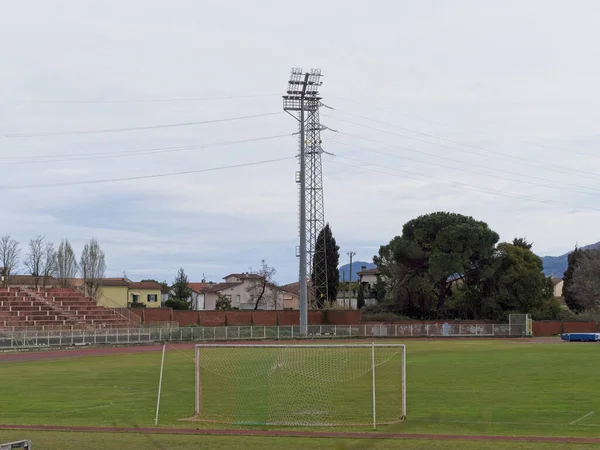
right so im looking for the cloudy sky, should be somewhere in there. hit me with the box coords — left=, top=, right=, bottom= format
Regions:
left=2, top=0, right=600, bottom=284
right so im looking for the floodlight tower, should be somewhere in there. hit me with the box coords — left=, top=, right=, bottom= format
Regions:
left=283, top=68, right=327, bottom=335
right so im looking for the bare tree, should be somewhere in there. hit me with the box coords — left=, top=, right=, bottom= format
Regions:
left=80, top=238, right=106, bottom=300
left=55, top=239, right=79, bottom=287
left=24, top=235, right=45, bottom=288
left=571, top=249, right=600, bottom=311
left=0, top=234, right=20, bottom=286
left=41, top=241, right=57, bottom=287
left=246, top=260, right=280, bottom=310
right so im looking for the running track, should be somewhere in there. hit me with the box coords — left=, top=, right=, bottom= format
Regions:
left=3, top=339, right=590, bottom=444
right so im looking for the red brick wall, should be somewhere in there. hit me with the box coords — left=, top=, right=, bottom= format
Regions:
left=198, top=311, right=226, bottom=326
left=226, top=311, right=253, bottom=325
left=173, top=311, right=200, bottom=326
left=252, top=311, right=278, bottom=325
left=533, top=321, right=599, bottom=336
left=129, top=309, right=144, bottom=319
left=143, top=308, right=172, bottom=323
left=277, top=310, right=299, bottom=325
left=308, top=310, right=324, bottom=325
left=326, top=310, right=361, bottom=325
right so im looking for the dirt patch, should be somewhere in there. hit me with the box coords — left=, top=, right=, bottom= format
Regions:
left=0, top=423, right=599, bottom=444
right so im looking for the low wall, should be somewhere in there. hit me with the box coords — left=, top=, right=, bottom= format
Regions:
left=533, top=321, right=599, bottom=336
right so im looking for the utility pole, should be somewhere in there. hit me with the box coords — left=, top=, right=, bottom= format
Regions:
left=283, top=68, right=325, bottom=335
left=347, top=251, right=356, bottom=304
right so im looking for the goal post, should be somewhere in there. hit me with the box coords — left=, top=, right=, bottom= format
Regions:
left=192, top=343, right=406, bottom=428
left=509, top=314, right=533, bottom=336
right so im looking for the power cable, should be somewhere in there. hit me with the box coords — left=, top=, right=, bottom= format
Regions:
left=328, top=114, right=600, bottom=181
left=1, top=93, right=280, bottom=104
left=0, top=157, right=295, bottom=191
left=330, top=139, right=600, bottom=197
left=326, top=155, right=600, bottom=212
left=2, top=111, right=283, bottom=138
left=0, top=133, right=292, bottom=165
left=332, top=130, right=600, bottom=193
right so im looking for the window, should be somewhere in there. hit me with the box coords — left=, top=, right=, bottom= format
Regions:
left=131, top=294, right=140, bottom=303
left=236, top=295, right=241, bottom=304
left=147, top=294, right=158, bottom=302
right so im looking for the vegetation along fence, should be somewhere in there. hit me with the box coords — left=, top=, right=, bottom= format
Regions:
left=0, top=323, right=529, bottom=350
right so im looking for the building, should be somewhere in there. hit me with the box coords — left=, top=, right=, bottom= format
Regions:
left=551, top=277, right=564, bottom=298
left=198, top=273, right=283, bottom=310
left=357, top=266, right=381, bottom=305
left=71, top=278, right=163, bottom=308
left=279, top=281, right=303, bottom=310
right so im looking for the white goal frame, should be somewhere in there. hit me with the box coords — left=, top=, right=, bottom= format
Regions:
left=194, top=343, right=406, bottom=428
left=0, top=441, right=31, bottom=450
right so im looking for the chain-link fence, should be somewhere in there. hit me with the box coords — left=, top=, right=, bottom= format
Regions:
left=0, top=322, right=523, bottom=350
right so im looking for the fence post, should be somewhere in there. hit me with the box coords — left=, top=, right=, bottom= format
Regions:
left=459, top=324, right=462, bottom=336
left=492, top=324, right=495, bottom=336
left=277, top=326, right=280, bottom=339
left=349, top=326, right=352, bottom=337
left=263, top=326, right=266, bottom=338
left=291, top=326, right=294, bottom=338
left=426, top=324, right=429, bottom=337
left=334, top=325, right=337, bottom=336
left=249, top=326, right=252, bottom=339
left=226, top=327, right=228, bottom=340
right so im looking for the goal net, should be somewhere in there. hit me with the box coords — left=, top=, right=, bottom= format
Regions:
left=509, top=314, right=533, bottom=336
left=0, top=441, right=31, bottom=450
left=192, top=343, right=406, bottom=428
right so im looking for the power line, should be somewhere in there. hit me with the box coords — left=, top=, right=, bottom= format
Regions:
left=0, top=157, right=295, bottom=191
left=328, top=113, right=600, bottom=181
left=329, top=99, right=599, bottom=172
left=330, top=138, right=600, bottom=197
left=2, top=111, right=284, bottom=138
left=332, top=130, right=600, bottom=193
left=0, top=133, right=292, bottom=165
left=1, top=93, right=280, bottom=104
left=326, top=155, right=600, bottom=212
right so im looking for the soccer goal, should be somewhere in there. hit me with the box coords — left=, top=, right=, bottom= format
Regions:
left=192, top=343, right=406, bottom=428
left=0, top=440, right=31, bottom=450
left=509, top=314, right=533, bottom=336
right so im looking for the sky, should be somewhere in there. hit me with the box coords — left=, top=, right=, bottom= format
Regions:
left=2, top=0, right=600, bottom=285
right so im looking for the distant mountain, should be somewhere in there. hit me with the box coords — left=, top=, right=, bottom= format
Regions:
left=541, top=242, right=600, bottom=277
left=338, top=261, right=376, bottom=281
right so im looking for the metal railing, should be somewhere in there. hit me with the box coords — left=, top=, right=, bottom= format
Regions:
left=73, top=286, right=142, bottom=328
left=0, top=323, right=529, bottom=350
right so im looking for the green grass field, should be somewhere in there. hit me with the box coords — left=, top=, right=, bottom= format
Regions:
left=1, top=339, right=599, bottom=449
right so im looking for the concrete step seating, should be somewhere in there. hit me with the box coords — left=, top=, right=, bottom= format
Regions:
left=0, top=287, right=134, bottom=330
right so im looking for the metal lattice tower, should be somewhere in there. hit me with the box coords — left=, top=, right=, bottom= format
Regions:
left=283, top=68, right=327, bottom=334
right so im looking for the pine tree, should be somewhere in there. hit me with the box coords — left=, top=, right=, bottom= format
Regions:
left=563, top=246, right=586, bottom=312
left=171, top=267, right=193, bottom=306
left=311, top=223, right=340, bottom=308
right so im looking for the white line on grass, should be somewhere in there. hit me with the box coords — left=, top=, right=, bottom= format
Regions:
left=569, top=411, right=595, bottom=425
left=414, top=418, right=600, bottom=428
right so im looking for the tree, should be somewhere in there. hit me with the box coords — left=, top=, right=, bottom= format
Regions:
left=0, top=234, right=20, bottom=285
left=171, top=268, right=193, bottom=305
left=41, top=241, right=57, bottom=287
left=512, top=237, right=533, bottom=250
left=376, top=212, right=499, bottom=318
left=246, top=260, right=279, bottom=310
left=215, top=293, right=233, bottom=311
left=490, top=242, right=553, bottom=316
left=570, top=249, right=600, bottom=311
left=311, top=223, right=340, bottom=308
left=141, top=279, right=169, bottom=291
left=24, top=235, right=46, bottom=288
left=55, top=239, right=79, bottom=287
left=80, top=238, right=106, bottom=300
left=357, top=286, right=365, bottom=309
left=563, top=246, right=586, bottom=312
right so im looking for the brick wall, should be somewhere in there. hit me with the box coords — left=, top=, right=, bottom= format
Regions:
left=226, top=311, right=253, bottom=325
left=143, top=308, right=172, bottom=323
left=326, top=310, right=361, bottom=325
left=252, top=311, right=278, bottom=326
left=533, top=321, right=599, bottom=336
left=173, top=311, right=200, bottom=326
left=198, top=311, right=227, bottom=326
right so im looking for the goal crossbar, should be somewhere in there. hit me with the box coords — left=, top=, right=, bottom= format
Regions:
left=193, top=343, right=406, bottom=428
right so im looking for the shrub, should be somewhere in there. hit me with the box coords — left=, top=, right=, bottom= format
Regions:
left=165, top=299, right=190, bottom=310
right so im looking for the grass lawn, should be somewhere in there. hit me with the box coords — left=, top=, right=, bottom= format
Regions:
left=1, top=431, right=600, bottom=450
left=1, top=339, right=599, bottom=448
